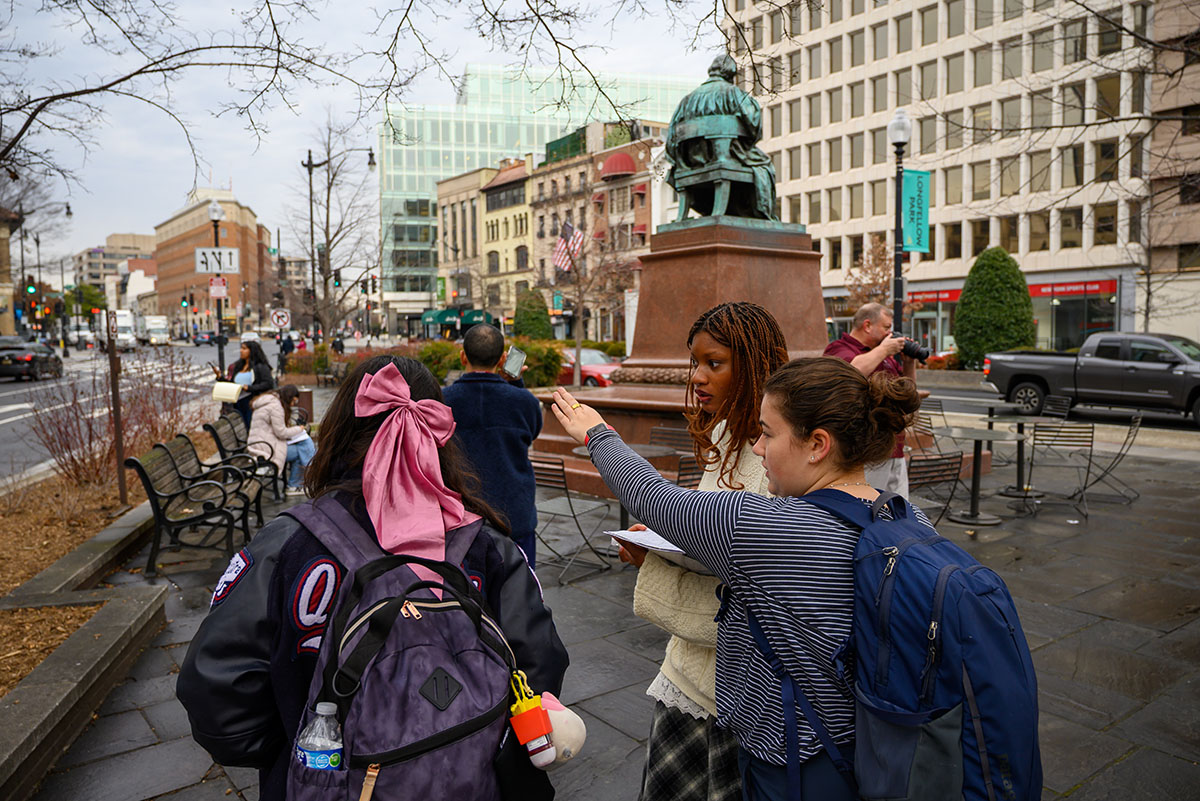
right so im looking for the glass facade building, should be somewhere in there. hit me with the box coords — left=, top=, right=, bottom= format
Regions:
left=378, top=64, right=694, bottom=301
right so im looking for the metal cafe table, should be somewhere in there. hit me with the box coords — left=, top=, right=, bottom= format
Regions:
left=932, top=426, right=1027, bottom=526
left=934, top=397, right=1023, bottom=454
left=983, top=414, right=1063, bottom=499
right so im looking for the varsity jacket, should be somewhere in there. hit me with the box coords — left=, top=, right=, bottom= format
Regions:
left=176, top=492, right=569, bottom=801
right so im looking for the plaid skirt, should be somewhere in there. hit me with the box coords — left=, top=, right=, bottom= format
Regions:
left=640, top=701, right=743, bottom=801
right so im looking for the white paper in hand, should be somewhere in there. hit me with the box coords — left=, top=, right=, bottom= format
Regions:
left=605, top=528, right=683, bottom=554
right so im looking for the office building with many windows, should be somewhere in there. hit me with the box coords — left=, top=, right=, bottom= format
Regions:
left=378, top=63, right=693, bottom=334
left=731, top=0, right=1157, bottom=351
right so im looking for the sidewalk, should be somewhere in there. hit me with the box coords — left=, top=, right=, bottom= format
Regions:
left=28, top=448, right=1200, bottom=800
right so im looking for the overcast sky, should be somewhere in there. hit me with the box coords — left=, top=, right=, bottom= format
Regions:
left=11, top=1, right=722, bottom=280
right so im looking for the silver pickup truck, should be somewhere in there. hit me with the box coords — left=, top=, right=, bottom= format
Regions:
left=984, top=332, right=1200, bottom=425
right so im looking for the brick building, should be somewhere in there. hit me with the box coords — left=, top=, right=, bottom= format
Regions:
left=153, top=189, right=272, bottom=335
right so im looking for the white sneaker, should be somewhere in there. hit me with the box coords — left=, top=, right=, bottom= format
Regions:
left=285, top=486, right=305, bottom=496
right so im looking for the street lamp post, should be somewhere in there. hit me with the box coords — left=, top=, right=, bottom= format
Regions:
left=301, top=146, right=375, bottom=337
left=33, top=232, right=42, bottom=337
left=888, top=109, right=913, bottom=334
left=208, top=199, right=227, bottom=375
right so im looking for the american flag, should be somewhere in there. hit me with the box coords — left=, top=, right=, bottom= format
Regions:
left=552, top=221, right=585, bottom=271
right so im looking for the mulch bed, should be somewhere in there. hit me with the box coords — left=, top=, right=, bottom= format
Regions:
left=0, top=431, right=220, bottom=697
left=0, top=605, right=102, bottom=699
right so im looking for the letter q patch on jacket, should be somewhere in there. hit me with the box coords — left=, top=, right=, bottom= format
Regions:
left=291, top=558, right=342, bottom=654
left=211, top=549, right=253, bottom=608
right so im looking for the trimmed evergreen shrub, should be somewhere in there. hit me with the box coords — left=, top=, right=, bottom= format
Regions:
left=514, top=289, right=554, bottom=340
left=953, top=247, right=1036, bottom=369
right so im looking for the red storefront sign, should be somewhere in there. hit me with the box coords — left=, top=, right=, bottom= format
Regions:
left=908, top=289, right=962, bottom=303
left=908, top=279, right=1117, bottom=304
left=1028, top=279, right=1118, bottom=297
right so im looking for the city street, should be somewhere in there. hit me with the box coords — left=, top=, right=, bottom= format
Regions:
left=0, top=338, right=282, bottom=481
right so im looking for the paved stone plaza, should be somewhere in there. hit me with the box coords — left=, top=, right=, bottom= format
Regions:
left=28, top=443, right=1200, bottom=801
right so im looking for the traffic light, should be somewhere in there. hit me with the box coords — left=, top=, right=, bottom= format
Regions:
left=181, top=296, right=189, bottom=308
left=333, top=269, right=341, bottom=287
left=189, top=292, right=195, bottom=308
left=360, top=279, right=367, bottom=294
left=54, top=300, right=64, bottom=316
left=370, top=275, right=377, bottom=294
left=29, top=301, right=38, bottom=315
left=25, top=283, right=35, bottom=295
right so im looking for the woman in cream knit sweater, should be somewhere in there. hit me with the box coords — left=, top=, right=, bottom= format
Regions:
left=620, top=303, right=787, bottom=801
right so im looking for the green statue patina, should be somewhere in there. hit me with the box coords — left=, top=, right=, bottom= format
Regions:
left=665, top=54, right=778, bottom=221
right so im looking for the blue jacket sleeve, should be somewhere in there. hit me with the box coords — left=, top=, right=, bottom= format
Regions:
left=587, top=428, right=744, bottom=581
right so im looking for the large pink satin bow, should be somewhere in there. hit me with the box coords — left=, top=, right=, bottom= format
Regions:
left=355, top=362, right=480, bottom=587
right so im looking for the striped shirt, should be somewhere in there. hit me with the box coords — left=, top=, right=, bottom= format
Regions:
left=589, top=428, right=928, bottom=766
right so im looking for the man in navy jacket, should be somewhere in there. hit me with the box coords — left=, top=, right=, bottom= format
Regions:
left=443, top=325, right=544, bottom=567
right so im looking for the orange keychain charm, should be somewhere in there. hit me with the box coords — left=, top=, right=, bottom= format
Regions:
left=509, top=670, right=556, bottom=768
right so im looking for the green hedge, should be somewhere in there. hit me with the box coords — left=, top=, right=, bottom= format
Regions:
left=417, top=341, right=462, bottom=382
left=514, top=289, right=553, bottom=340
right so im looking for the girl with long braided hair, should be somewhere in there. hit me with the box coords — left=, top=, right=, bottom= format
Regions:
left=618, top=301, right=787, bottom=801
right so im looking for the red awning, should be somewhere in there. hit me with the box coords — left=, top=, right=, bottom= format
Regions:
left=599, top=152, right=637, bottom=179
left=592, top=230, right=607, bottom=239
left=632, top=224, right=647, bottom=234
left=633, top=183, right=648, bottom=194
left=591, top=192, right=605, bottom=203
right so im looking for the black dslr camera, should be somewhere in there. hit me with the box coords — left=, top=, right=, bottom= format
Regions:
left=893, top=332, right=931, bottom=363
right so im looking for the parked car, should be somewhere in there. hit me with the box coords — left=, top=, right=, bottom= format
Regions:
left=193, top=330, right=216, bottom=346
left=0, top=336, right=63, bottom=381
left=239, top=331, right=261, bottom=343
left=557, top=347, right=621, bottom=387
left=984, top=332, right=1200, bottom=424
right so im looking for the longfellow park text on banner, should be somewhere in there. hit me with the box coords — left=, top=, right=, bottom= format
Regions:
left=902, top=170, right=931, bottom=254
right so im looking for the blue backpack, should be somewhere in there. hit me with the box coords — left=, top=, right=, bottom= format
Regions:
left=745, top=490, right=1041, bottom=801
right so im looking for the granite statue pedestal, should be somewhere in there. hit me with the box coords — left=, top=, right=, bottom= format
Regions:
left=533, top=218, right=826, bottom=499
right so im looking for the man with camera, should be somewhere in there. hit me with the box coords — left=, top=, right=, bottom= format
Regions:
left=442, top=325, right=542, bottom=568
left=824, top=302, right=921, bottom=495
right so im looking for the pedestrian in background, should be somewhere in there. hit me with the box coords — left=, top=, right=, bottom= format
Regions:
left=617, top=302, right=787, bottom=801
left=442, top=325, right=542, bottom=568
left=279, top=332, right=295, bottom=377
left=823, top=303, right=917, bottom=496
left=212, top=340, right=274, bottom=427
left=248, top=386, right=307, bottom=489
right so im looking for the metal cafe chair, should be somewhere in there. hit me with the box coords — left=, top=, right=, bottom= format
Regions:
left=649, top=425, right=693, bottom=453
left=1042, top=395, right=1073, bottom=419
left=675, top=454, right=705, bottom=489
left=530, top=454, right=612, bottom=582
left=1026, top=423, right=1095, bottom=518
left=907, top=451, right=964, bottom=526
left=1080, top=413, right=1142, bottom=504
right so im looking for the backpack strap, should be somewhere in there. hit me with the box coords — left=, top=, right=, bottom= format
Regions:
left=282, top=494, right=384, bottom=571
left=802, top=488, right=909, bottom=529
left=744, top=607, right=856, bottom=796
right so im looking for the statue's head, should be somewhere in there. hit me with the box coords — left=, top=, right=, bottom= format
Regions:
left=708, top=54, right=737, bottom=82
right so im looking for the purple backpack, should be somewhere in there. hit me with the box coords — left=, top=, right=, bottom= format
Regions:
left=282, top=497, right=517, bottom=801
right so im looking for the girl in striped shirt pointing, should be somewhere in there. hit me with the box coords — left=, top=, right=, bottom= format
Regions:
left=552, top=357, right=922, bottom=801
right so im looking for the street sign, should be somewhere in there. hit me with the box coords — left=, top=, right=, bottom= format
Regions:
left=195, top=247, right=241, bottom=274
left=209, top=276, right=228, bottom=299
left=271, top=308, right=291, bottom=329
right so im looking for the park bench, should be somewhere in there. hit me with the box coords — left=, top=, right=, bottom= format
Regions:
left=159, top=434, right=266, bottom=528
left=124, top=445, right=252, bottom=577
left=316, top=360, right=349, bottom=387
left=203, top=413, right=283, bottom=500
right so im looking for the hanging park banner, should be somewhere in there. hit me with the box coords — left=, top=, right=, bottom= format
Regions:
left=902, top=170, right=931, bottom=253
